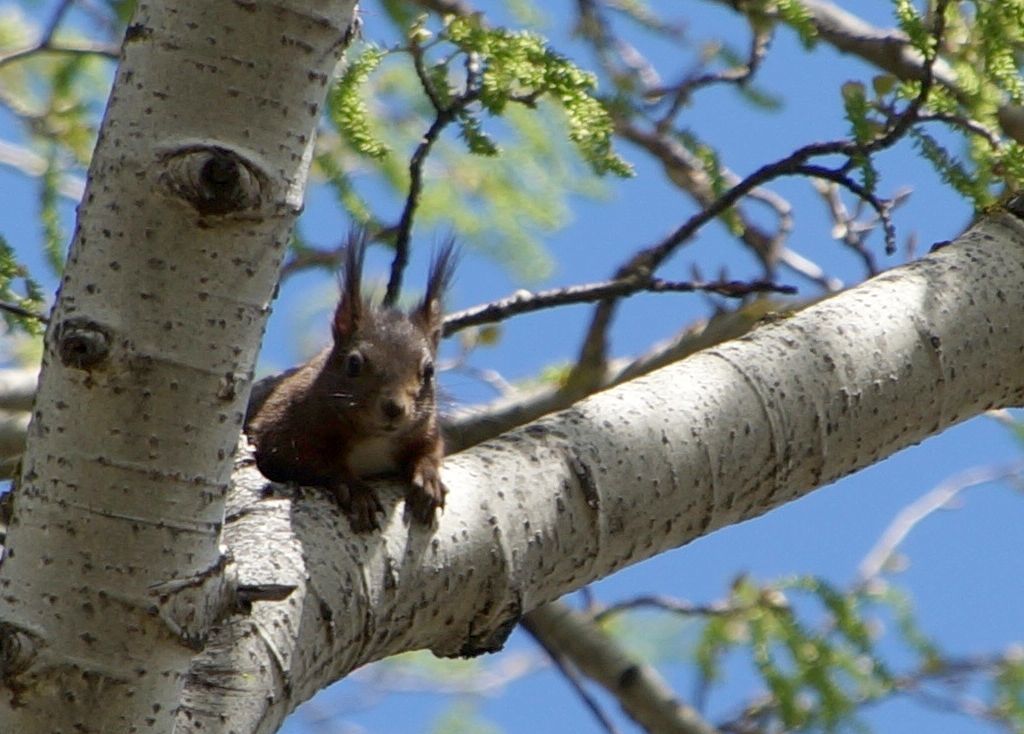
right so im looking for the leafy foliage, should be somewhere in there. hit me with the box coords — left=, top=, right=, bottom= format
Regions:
left=443, top=15, right=631, bottom=177
left=892, top=0, right=933, bottom=53
left=768, top=0, right=1024, bottom=211
left=0, top=235, right=44, bottom=334
left=686, top=573, right=1021, bottom=732
left=320, top=14, right=632, bottom=280
left=776, top=0, right=818, bottom=48
left=993, top=652, right=1024, bottom=724
left=840, top=81, right=880, bottom=194
left=910, top=127, right=989, bottom=203
left=0, top=19, right=107, bottom=267
left=329, top=46, right=392, bottom=160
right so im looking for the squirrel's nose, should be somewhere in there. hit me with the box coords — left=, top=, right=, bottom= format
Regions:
left=381, top=397, right=405, bottom=420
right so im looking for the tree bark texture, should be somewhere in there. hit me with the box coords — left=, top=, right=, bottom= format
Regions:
left=185, top=210, right=1024, bottom=733
left=0, top=1, right=358, bottom=732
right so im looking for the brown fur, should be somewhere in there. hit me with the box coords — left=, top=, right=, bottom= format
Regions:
left=246, top=232, right=456, bottom=532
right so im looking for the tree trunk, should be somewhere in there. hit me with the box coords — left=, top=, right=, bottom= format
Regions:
left=0, top=1, right=358, bottom=732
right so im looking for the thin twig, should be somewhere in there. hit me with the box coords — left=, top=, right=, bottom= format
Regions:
left=614, top=121, right=790, bottom=272
left=856, top=463, right=1024, bottom=584
left=0, top=140, right=85, bottom=200
left=653, top=19, right=773, bottom=131
left=383, top=43, right=480, bottom=306
left=521, top=616, right=621, bottom=734
left=813, top=179, right=880, bottom=275
left=279, top=242, right=348, bottom=279
left=442, top=275, right=795, bottom=336
left=0, top=301, right=48, bottom=324
left=0, top=40, right=118, bottom=69
left=794, top=164, right=896, bottom=254
left=572, top=1, right=950, bottom=382
left=592, top=594, right=754, bottom=623
left=918, top=112, right=1004, bottom=150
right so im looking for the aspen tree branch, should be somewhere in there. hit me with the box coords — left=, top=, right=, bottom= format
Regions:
left=444, top=300, right=778, bottom=452
left=182, top=205, right=1024, bottom=733
left=525, top=600, right=722, bottom=734
left=727, top=0, right=957, bottom=86
left=0, top=288, right=786, bottom=476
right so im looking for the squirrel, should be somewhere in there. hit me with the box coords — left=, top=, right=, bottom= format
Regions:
left=246, top=231, right=456, bottom=532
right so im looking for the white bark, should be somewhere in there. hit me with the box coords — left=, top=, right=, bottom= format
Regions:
left=0, top=1, right=357, bottom=732
left=186, top=211, right=1024, bottom=733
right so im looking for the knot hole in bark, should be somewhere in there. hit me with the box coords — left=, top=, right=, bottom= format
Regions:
left=160, top=146, right=264, bottom=216
left=0, top=621, right=40, bottom=681
left=56, top=318, right=111, bottom=370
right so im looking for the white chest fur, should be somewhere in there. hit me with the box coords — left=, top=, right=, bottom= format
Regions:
left=347, top=435, right=398, bottom=477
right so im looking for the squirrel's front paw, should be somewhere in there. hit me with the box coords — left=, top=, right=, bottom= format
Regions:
left=406, top=459, right=446, bottom=526
left=331, top=480, right=384, bottom=533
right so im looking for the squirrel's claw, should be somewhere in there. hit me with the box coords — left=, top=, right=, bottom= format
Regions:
left=406, top=458, right=446, bottom=526
left=332, top=479, right=384, bottom=533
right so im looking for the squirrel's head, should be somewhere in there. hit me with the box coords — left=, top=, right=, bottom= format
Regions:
left=326, top=230, right=456, bottom=434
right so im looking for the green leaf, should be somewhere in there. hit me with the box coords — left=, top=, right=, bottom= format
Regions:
left=444, top=16, right=632, bottom=177
left=328, top=45, right=391, bottom=160
left=892, top=0, right=932, bottom=53
left=910, top=128, right=992, bottom=208
left=777, top=0, right=817, bottom=48
left=872, top=74, right=897, bottom=97
left=456, top=111, right=499, bottom=156
left=0, top=234, right=45, bottom=335
left=40, top=145, right=66, bottom=273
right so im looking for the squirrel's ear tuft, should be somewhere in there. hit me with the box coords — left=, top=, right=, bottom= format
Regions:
left=414, top=238, right=457, bottom=348
left=333, top=229, right=368, bottom=343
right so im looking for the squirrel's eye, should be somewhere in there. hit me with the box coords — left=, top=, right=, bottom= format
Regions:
left=421, top=359, right=435, bottom=381
left=345, top=351, right=364, bottom=377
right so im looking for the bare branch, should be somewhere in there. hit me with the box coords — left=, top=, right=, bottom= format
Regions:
left=0, top=0, right=118, bottom=69
left=794, top=164, right=897, bottom=254
left=410, top=0, right=476, bottom=16
left=615, top=121, right=789, bottom=272
left=857, top=463, right=1024, bottom=584
left=521, top=611, right=622, bottom=734
left=0, top=40, right=118, bottom=69
left=384, top=42, right=481, bottom=306
left=573, top=1, right=949, bottom=380
left=525, top=601, right=722, bottom=734
left=713, top=0, right=957, bottom=86
left=442, top=275, right=795, bottom=336
left=651, top=18, right=773, bottom=130
left=0, top=301, right=48, bottom=325
left=592, top=594, right=754, bottom=622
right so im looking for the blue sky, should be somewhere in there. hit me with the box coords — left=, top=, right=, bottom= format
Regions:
left=2, top=1, right=1022, bottom=733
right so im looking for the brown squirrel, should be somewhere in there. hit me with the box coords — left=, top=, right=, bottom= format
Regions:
left=246, top=232, right=456, bottom=532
